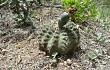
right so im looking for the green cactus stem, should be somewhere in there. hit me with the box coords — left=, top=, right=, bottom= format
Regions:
left=37, top=12, right=80, bottom=59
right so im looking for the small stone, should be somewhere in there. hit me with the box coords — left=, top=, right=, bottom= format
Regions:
left=38, top=52, right=46, bottom=55
left=101, top=61, right=107, bottom=65
left=71, top=66, right=75, bottom=69
left=66, top=59, right=72, bottom=66
left=45, top=56, right=50, bottom=58
left=59, top=62, right=64, bottom=65
left=72, top=62, right=80, bottom=67
left=15, top=55, right=22, bottom=65
left=64, top=61, right=67, bottom=65
left=107, top=48, right=110, bottom=55
left=2, top=49, right=7, bottom=55
left=108, top=56, right=110, bottom=59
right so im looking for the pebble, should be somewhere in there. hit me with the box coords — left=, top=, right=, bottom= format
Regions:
left=59, top=62, right=64, bottom=65
left=66, top=59, right=72, bottom=66
left=108, top=56, right=110, bottom=59
left=107, top=48, right=110, bottom=55
left=101, top=61, right=107, bottom=65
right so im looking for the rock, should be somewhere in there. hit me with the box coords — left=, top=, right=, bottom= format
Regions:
left=108, top=56, right=110, bottom=59
left=66, top=59, right=72, bottom=66
left=15, top=55, right=22, bottom=65
left=101, top=61, right=107, bottom=65
left=107, top=48, right=110, bottom=55
left=59, top=62, right=64, bottom=65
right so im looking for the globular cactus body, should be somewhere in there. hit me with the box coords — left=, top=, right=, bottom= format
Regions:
left=37, top=12, right=80, bottom=56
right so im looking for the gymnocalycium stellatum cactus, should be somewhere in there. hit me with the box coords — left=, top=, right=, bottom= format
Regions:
left=37, top=11, right=80, bottom=61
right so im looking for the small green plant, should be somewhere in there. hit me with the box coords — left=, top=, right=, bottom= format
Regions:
left=87, top=49, right=101, bottom=60
left=95, top=32, right=107, bottom=43
left=62, top=0, right=98, bottom=23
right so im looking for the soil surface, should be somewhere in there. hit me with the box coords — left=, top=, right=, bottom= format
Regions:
left=0, top=5, right=110, bottom=70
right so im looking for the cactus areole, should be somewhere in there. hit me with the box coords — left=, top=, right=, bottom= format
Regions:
left=37, top=12, right=80, bottom=58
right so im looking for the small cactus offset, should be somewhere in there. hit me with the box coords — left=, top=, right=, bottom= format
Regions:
left=37, top=12, right=80, bottom=58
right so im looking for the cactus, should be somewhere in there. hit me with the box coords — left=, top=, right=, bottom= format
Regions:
left=37, top=12, right=80, bottom=58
